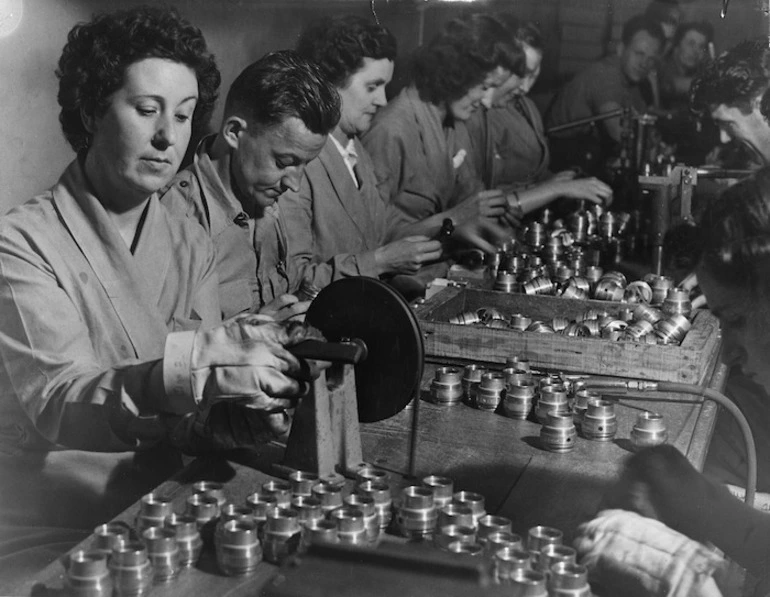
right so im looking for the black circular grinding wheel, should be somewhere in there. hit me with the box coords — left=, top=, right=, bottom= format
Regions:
left=305, top=277, right=424, bottom=423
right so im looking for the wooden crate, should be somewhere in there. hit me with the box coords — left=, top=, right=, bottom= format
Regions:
left=413, top=286, right=721, bottom=384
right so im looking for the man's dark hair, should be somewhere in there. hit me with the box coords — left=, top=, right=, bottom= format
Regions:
left=691, top=38, right=770, bottom=116
left=621, top=14, right=666, bottom=47
left=296, top=15, right=396, bottom=88
left=443, top=13, right=525, bottom=76
left=57, top=5, right=220, bottom=153
left=224, top=50, right=340, bottom=135
left=672, top=20, right=714, bottom=50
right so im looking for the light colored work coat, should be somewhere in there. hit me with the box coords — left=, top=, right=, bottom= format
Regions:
left=161, top=136, right=300, bottom=319
left=462, top=97, right=551, bottom=190
left=0, top=159, right=219, bottom=587
left=362, top=85, right=482, bottom=226
left=281, top=137, right=399, bottom=290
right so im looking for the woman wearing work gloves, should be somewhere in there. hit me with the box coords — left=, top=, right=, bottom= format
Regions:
left=574, top=169, right=770, bottom=596
left=0, top=8, right=315, bottom=590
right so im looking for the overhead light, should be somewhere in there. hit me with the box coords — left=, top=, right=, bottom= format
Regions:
left=0, top=0, right=22, bottom=38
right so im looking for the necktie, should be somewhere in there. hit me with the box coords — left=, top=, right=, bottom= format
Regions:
left=346, top=143, right=361, bottom=189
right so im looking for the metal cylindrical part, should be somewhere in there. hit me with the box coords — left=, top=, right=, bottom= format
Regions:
left=526, top=222, right=548, bottom=248
left=245, top=493, right=279, bottom=531
left=289, top=470, right=320, bottom=497
left=65, top=550, right=112, bottom=597
left=91, top=523, right=130, bottom=557
left=192, top=481, right=226, bottom=508
left=651, top=275, right=674, bottom=305
left=494, top=270, right=519, bottom=293
left=535, top=385, right=570, bottom=424
left=535, top=543, right=576, bottom=574
left=329, top=506, right=368, bottom=545
left=462, top=364, right=487, bottom=408
left=510, top=314, right=534, bottom=332
left=477, top=372, right=505, bottom=412
left=633, top=303, right=664, bottom=325
left=527, top=525, right=563, bottom=553
left=142, top=527, right=180, bottom=583
left=624, top=281, right=653, bottom=304
left=344, top=493, right=379, bottom=544
left=355, top=480, right=392, bottom=530
left=477, top=515, right=513, bottom=542
left=572, top=389, right=599, bottom=428
left=540, top=413, right=577, bottom=453
left=292, top=495, right=324, bottom=527
left=261, top=480, right=292, bottom=508
left=422, top=475, right=454, bottom=508
left=301, top=518, right=339, bottom=551
left=136, top=493, right=173, bottom=533
left=495, top=547, right=533, bottom=583
left=451, top=491, right=486, bottom=524
left=434, top=524, right=477, bottom=551
left=626, top=318, right=655, bottom=340
left=506, top=569, right=548, bottom=596
left=262, top=508, right=301, bottom=564
left=164, top=513, right=202, bottom=568
left=445, top=541, right=484, bottom=557
left=655, top=314, right=692, bottom=344
left=662, top=287, right=692, bottom=318
left=484, top=532, right=522, bottom=558
left=430, top=366, right=464, bottom=405
left=396, top=486, right=437, bottom=539
left=503, top=367, right=532, bottom=387
left=593, top=279, right=624, bottom=302
left=582, top=399, right=617, bottom=441
left=185, top=493, right=221, bottom=543
left=220, top=504, right=255, bottom=525
left=312, top=483, right=344, bottom=514
left=503, top=381, right=536, bottom=420
left=216, top=518, right=262, bottom=576
left=354, top=464, right=388, bottom=486
left=523, top=276, right=554, bottom=296
left=437, top=503, right=476, bottom=529
left=548, top=562, right=591, bottom=596
left=448, top=311, right=482, bottom=325
left=109, top=541, right=153, bottom=597
left=631, top=411, right=668, bottom=450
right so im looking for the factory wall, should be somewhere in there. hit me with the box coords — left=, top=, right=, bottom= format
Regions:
left=0, top=0, right=763, bottom=215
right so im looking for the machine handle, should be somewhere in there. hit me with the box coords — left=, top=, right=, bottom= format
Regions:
left=289, top=338, right=368, bottom=364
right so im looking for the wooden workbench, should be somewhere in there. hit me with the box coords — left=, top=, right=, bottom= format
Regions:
left=21, top=361, right=726, bottom=597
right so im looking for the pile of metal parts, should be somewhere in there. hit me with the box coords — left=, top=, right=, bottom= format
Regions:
left=429, top=359, right=667, bottom=455
left=487, top=204, right=653, bottom=293
left=64, top=464, right=600, bottom=596
left=449, top=287, right=693, bottom=345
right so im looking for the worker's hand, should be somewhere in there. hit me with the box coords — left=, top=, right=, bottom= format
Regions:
left=574, top=509, right=725, bottom=597
left=554, top=177, right=613, bottom=206
left=189, top=316, right=320, bottom=411
left=451, top=218, right=510, bottom=254
left=258, top=294, right=310, bottom=322
left=449, top=190, right=519, bottom=229
left=375, top=236, right=443, bottom=276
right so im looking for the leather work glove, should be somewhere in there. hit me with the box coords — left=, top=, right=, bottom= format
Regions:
left=189, top=315, right=321, bottom=409
left=574, top=509, right=725, bottom=597
left=602, top=445, right=770, bottom=580
left=168, top=320, right=326, bottom=453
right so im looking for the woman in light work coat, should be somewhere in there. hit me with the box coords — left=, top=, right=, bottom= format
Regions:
left=284, top=16, right=443, bottom=291
left=462, top=18, right=612, bottom=208
left=0, top=7, right=313, bottom=590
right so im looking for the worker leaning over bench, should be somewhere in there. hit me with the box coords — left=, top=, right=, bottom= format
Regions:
left=161, top=51, right=340, bottom=320
left=0, top=7, right=319, bottom=591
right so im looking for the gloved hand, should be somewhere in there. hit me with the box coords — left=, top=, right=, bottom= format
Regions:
left=574, top=509, right=725, bottom=597
left=168, top=402, right=291, bottom=454
left=602, top=445, right=770, bottom=578
left=190, top=316, right=322, bottom=410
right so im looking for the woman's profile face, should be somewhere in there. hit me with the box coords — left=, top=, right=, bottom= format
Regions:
left=86, top=57, right=199, bottom=208
left=698, top=265, right=770, bottom=392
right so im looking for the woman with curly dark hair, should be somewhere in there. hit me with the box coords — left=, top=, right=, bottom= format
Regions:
left=0, top=7, right=316, bottom=588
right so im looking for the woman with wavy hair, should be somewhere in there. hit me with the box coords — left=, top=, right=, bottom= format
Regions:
left=0, top=7, right=315, bottom=588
